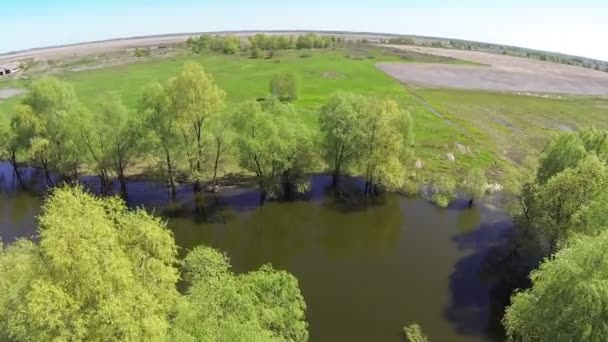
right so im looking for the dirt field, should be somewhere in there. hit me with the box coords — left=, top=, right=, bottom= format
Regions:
left=378, top=45, right=608, bottom=95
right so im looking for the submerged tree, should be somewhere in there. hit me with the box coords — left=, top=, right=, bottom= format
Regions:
left=358, top=97, right=413, bottom=195
left=96, top=93, right=143, bottom=199
left=232, top=97, right=314, bottom=204
left=460, top=167, right=487, bottom=207
left=169, top=62, right=226, bottom=201
left=319, top=92, right=365, bottom=188
left=19, top=77, right=83, bottom=184
left=503, top=228, right=608, bottom=341
left=139, top=81, right=181, bottom=201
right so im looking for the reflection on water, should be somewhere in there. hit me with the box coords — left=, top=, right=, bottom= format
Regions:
left=0, top=162, right=509, bottom=341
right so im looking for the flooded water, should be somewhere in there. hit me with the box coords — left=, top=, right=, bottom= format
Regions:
left=0, top=162, right=510, bottom=341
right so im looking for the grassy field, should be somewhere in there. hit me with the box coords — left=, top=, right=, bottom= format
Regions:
left=1, top=45, right=607, bottom=183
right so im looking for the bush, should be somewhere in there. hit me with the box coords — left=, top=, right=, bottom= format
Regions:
left=430, top=176, right=456, bottom=208
left=133, top=47, right=151, bottom=57
left=250, top=48, right=263, bottom=59
left=401, top=178, right=419, bottom=197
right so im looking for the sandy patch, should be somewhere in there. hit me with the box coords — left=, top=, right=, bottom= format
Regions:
left=378, top=45, right=608, bottom=95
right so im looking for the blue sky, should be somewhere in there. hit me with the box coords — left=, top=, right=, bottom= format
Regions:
left=2, top=0, right=608, bottom=60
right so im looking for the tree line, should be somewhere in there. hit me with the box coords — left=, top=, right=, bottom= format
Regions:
left=186, top=33, right=342, bottom=56
left=0, top=62, right=416, bottom=207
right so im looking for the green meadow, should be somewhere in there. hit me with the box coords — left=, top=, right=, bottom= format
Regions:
left=1, top=45, right=607, bottom=182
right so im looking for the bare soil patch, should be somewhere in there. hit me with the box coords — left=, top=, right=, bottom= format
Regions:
left=378, top=45, right=608, bottom=95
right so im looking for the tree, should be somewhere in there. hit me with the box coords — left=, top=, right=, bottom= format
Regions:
left=536, top=131, right=586, bottom=183
left=20, top=77, right=82, bottom=184
left=171, top=246, right=308, bottom=341
left=358, top=97, right=413, bottom=195
left=460, top=167, right=487, bottom=206
left=139, top=81, right=181, bottom=201
left=232, top=98, right=313, bottom=203
left=206, top=113, right=235, bottom=191
left=503, top=228, right=608, bottom=341
left=526, top=154, right=608, bottom=252
left=168, top=62, right=226, bottom=200
left=0, top=187, right=179, bottom=340
left=269, top=71, right=300, bottom=102
left=96, top=93, right=143, bottom=199
left=0, top=106, right=36, bottom=189
left=319, top=92, right=365, bottom=187
left=403, top=323, right=429, bottom=342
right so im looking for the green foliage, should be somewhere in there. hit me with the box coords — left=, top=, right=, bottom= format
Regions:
left=403, top=323, right=429, bottom=342
left=231, top=97, right=315, bottom=201
left=526, top=154, right=608, bottom=251
left=19, top=77, right=84, bottom=180
left=519, top=128, right=608, bottom=252
left=171, top=246, right=308, bottom=341
left=460, top=167, right=487, bottom=202
left=296, top=33, right=332, bottom=49
left=133, top=47, right=151, bottom=57
left=430, top=176, right=456, bottom=208
left=270, top=71, right=300, bottom=101
left=503, top=228, right=608, bottom=341
left=251, top=47, right=263, bottom=59
left=359, top=97, right=413, bottom=193
left=168, top=62, right=226, bottom=184
left=0, top=187, right=179, bottom=340
left=187, top=35, right=242, bottom=55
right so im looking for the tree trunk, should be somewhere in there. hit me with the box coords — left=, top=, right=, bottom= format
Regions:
left=212, top=140, right=221, bottom=191
left=165, top=149, right=176, bottom=201
left=332, top=167, right=340, bottom=189
left=282, top=170, right=294, bottom=201
left=468, top=198, right=474, bottom=208
left=259, top=189, right=267, bottom=206
left=193, top=181, right=203, bottom=213
left=119, top=172, right=128, bottom=201
left=9, top=152, right=25, bottom=190
left=43, top=163, right=52, bottom=186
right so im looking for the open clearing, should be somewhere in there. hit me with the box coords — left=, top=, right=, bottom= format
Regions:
left=379, top=45, right=608, bottom=95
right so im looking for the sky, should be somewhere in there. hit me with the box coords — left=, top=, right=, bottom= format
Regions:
left=2, top=0, right=608, bottom=61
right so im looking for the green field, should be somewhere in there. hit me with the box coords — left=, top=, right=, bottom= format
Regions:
left=2, top=45, right=608, bottom=182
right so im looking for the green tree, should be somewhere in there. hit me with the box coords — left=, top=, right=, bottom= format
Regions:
left=138, top=81, right=182, bottom=201
left=232, top=98, right=312, bottom=203
left=358, top=98, right=413, bottom=195
left=0, top=187, right=179, bottom=341
left=171, top=246, right=308, bottom=341
left=318, top=92, right=365, bottom=187
left=403, top=323, right=429, bottom=342
left=168, top=62, right=226, bottom=199
left=503, top=228, right=608, bottom=342
left=20, top=77, right=82, bottom=184
left=97, top=93, right=143, bottom=199
left=0, top=105, right=36, bottom=189
left=206, top=112, right=235, bottom=191
left=269, top=71, right=300, bottom=102
left=526, top=154, right=608, bottom=252
left=460, top=167, right=487, bottom=206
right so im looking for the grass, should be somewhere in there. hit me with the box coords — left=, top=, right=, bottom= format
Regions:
left=1, top=44, right=607, bottom=184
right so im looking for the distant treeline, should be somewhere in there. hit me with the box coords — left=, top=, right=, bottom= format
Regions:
left=186, top=33, right=344, bottom=56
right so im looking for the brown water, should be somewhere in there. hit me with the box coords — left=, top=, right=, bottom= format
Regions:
left=0, top=162, right=509, bottom=341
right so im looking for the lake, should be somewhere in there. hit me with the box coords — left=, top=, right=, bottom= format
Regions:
left=0, top=162, right=510, bottom=341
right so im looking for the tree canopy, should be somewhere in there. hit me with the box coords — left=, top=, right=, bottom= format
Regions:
left=503, top=228, right=608, bottom=341
left=0, top=187, right=309, bottom=341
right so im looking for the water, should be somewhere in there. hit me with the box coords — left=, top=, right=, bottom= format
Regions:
left=0, top=162, right=510, bottom=341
